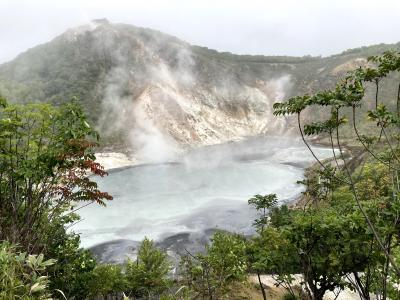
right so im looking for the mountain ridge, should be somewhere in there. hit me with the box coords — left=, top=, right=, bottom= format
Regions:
left=0, top=20, right=399, bottom=161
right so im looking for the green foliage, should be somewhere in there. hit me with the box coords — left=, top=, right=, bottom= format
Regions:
left=48, top=237, right=172, bottom=299
left=249, top=226, right=298, bottom=276
left=248, top=194, right=277, bottom=231
left=0, top=98, right=113, bottom=299
left=271, top=50, right=400, bottom=299
left=179, top=231, right=248, bottom=299
left=282, top=293, right=299, bottom=300
left=206, top=231, right=248, bottom=282
left=0, top=98, right=112, bottom=253
left=288, top=209, right=373, bottom=298
left=0, top=242, right=55, bottom=299
left=296, top=165, right=342, bottom=205
left=46, top=222, right=97, bottom=299
left=192, top=45, right=320, bottom=64
left=88, top=264, right=127, bottom=297
left=269, top=205, right=293, bottom=228
left=249, top=199, right=385, bottom=299
left=248, top=194, right=278, bottom=211
left=367, top=104, right=398, bottom=127
left=248, top=226, right=299, bottom=300
left=125, top=237, right=171, bottom=298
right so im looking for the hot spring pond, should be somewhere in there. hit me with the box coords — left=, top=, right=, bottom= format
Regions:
left=75, top=136, right=333, bottom=262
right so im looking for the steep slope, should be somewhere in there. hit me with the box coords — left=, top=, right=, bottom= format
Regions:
left=0, top=19, right=399, bottom=160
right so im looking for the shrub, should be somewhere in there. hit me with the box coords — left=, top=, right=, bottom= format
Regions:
left=0, top=242, right=56, bottom=299
left=46, top=224, right=97, bottom=299
left=88, top=264, right=127, bottom=297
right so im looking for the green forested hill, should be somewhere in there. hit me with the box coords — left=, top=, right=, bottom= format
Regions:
left=0, top=19, right=398, bottom=146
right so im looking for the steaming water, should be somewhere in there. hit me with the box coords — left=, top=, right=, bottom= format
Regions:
left=75, top=136, right=333, bottom=253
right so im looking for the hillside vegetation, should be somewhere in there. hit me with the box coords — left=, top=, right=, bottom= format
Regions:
left=0, top=19, right=399, bottom=153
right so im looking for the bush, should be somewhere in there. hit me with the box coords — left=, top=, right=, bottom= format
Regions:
left=0, top=242, right=56, bottom=299
left=88, top=264, right=127, bottom=297
left=46, top=224, right=97, bottom=299
left=282, top=293, right=299, bottom=300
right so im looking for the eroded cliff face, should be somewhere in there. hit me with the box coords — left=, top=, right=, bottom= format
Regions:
left=0, top=19, right=398, bottom=161
left=72, top=20, right=295, bottom=160
left=120, top=77, right=290, bottom=161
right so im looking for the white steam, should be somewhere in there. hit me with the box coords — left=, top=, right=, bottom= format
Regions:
left=92, top=22, right=293, bottom=163
left=129, top=88, right=179, bottom=163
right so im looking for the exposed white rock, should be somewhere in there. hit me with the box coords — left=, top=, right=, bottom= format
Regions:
left=331, top=57, right=368, bottom=75
left=95, top=152, right=137, bottom=171
left=124, top=76, right=290, bottom=155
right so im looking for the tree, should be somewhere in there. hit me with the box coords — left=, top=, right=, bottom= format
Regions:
left=87, top=264, right=127, bottom=298
left=125, top=237, right=171, bottom=298
left=284, top=208, right=374, bottom=300
left=250, top=200, right=381, bottom=300
left=273, top=51, right=400, bottom=298
left=248, top=193, right=277, bottom=232
left=179, top=231, right=248, bottom=299
left=248, top=226, right=299, bottom=300
left=247, top=193, right=279, bottom=300
left=0, top=97, right=112, bottom=253
left=46, top=219, right=97, bottom=299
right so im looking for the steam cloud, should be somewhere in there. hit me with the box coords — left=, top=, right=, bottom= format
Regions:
left=87, top=21, right=293, bottom=163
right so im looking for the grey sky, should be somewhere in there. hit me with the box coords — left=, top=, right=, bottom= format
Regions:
left=1, top=0, right=399, bottom=64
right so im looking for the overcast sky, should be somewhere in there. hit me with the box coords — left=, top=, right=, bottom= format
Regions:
left=0, top=0, right=399, bottom=64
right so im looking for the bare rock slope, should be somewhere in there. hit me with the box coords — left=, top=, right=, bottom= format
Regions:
left=0, top=19, right=398, bottom=159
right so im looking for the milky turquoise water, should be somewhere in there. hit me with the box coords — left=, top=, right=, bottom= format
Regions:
left=75, top=137, right=333, bottom=248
